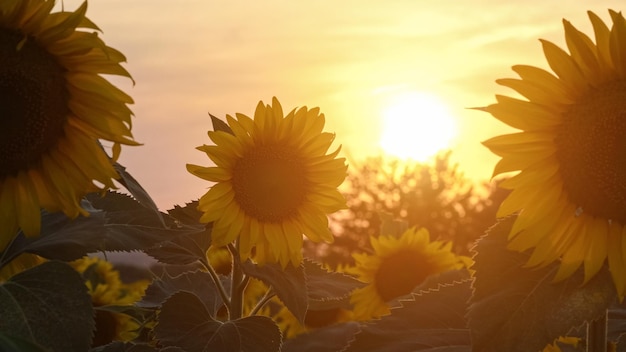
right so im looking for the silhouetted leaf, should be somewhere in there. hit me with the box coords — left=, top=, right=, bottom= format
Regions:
left=155, top=291, right=281, bottom=352
left=281, top=322, right=361, bottom=352
left=167, top=201, right=203, bottom=224
left=138, top=270, right=226, bottom=317
left=0, top=333, right=49, bottom=352
left=145, top=202, right=211, bottom=265
left=210, top=113, right=234, bottom=134
left=0, top=261, right=94, bottom=351
left=468, top=216, right=618, bottom=352
left=0, top=193, right=199, bottom=267
left=609, top=303, right=626, bottom=350
left=242, top=260, right=307, bottom=324
left=114, top=163, right=163, bottom=224
left=303, top=259, right=365, bottom=310
left=94, top=305, right=155, bottom=326
left=344, top=279, right=472, bottom=352
left=145, top=230, right=211, bottom=265
left=90, top=341, right=160, bottom=352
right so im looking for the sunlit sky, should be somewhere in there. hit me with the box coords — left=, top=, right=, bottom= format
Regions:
left=56, top=0, right=618, bottom=209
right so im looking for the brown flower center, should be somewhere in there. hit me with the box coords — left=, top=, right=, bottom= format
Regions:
left=374, top=249, right=435, bottom=302
left=232, top=145, right=308, bottom=222
left=555, top=80, right=626, bottom=223
left=0, top=29, right=68, bottom=177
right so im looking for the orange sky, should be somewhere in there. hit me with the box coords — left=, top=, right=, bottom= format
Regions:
left=56, top=0, right=619, bottom=209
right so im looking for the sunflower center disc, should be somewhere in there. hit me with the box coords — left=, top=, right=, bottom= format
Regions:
left=555, top=80, right=626, bottom=223
left=0, top=29, right=68, bottom=177
left=374, top=249, right=434, bottom=302
left=232, top=145, right=308, bottom=222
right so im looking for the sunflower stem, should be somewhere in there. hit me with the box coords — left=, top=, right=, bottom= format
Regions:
left=249, top=286, right=276, bottom=316
left=587, top=309, right=608, bottom=352
left=228, top=241, right=245, bottom=320
left=199, top=256, right=231, bottom=309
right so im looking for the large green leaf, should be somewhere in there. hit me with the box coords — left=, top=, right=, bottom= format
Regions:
left=90, top=341, right=161, bottom=352
left=138, top=270, right=226, bottom=317
left=344, top=278, right=472, bottom=352
left=242, top=260, right=308, bottom=324
left=303, top=259, right=365, bottom=310
left=0, top=261, right=94, bottom=351
left=155, top=291, right=281, bottom=352
left=145, top=202, right=212, bottom=265
left=0, top=332, right=49, bottom=352
left=281, top=322, right=361, bottom=352
left=468, top=216, right=618, bottom=352
left=0, top=192, right=201, bottom=268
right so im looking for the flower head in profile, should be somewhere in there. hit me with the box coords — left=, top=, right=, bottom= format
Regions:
left=0, top=1, right=137, bottom=249
left=482, top=10, right=626, bottom=295
left=187, top=97, right=347, bottom=267
left=347, top=227, right=467, bottom=320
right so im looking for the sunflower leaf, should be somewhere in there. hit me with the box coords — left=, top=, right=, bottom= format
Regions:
left=0, top=261, right=94, bottom=351
left=608, top=301, right=626, bottom=346
left=89, top=341, right=161, bottom=352
left=467, top=216, right=618, bottom=352
left=343, top=279, right=472, bottom=352
left=144, top=201, right=212, bottom=265
left=210, top=113, right=234, bottom=135
left=138, top=270, right=226, bottom=317
left=0, top=193, right=201, bottom=267
left=167, top=201, right=203, bottom=225
left=0, top=332, right=50, bottom=352
left=303, top=259, right=365, bottom=310
left=281, top=322, right=361, bottom=352
left=114, top=162, right=164, bottom=225
left=155, top=291, right=281, bottom=352
left=242, top=260, right=308, bottom=324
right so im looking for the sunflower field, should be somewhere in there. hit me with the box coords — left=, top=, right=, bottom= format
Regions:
left=2, top=1, right=626, bottom=351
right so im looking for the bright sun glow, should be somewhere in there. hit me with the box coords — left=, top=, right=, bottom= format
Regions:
left=379, top=92, right=457, bottom=161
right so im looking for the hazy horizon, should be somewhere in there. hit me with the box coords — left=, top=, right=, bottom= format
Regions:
left=54, top=0, right=620, bottom=209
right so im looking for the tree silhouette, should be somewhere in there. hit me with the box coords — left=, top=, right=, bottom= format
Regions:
left=305, top=152, right=509, bottom=267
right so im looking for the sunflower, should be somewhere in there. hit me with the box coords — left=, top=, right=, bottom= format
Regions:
left=481, top=10, right=626, bottom=295
left=70, top=256, right=150, bottom=346
left=206, top=245, right=232, bottom=275
left=271, top=303, right=354, bottom=339
left=347, top=227, right=467, bottom=320
left=0, top=253, right=44, bottom=281
left=187, top=97, right=347, bottom=267
left=0, top=0, right=137, bottom=250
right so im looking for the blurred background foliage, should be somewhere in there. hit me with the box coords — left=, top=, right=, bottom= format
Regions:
left=305, top=151, right=509, bottom=267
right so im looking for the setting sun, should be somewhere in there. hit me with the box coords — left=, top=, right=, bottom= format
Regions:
left=379, top=92, right=457, bottom=161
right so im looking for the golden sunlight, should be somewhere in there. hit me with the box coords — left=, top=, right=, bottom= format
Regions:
left=379, top=92, right=457, bottom=161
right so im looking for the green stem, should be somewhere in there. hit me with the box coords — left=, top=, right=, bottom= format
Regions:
left=587, top=309, right=608, bottom=352
left=199, top=256, right=231, bottom=309
left=249, top=286, right=276, bottom=316
left=228, top=242, right=245, bottom=320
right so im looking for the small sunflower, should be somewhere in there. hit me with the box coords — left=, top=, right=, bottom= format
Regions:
left=187, top=97, right=347, bottom=267
left=206, top=245, right=232, bottom=275
left=482, top=10, right=626, bottom=294
left=271, top=304, right=354, bottom=339
left=347, top=227, right=467, bottom=320
left=0, top=253, right=44, bottom=281
left=70, top=256, right=150, bottom=346
left=0, top=0, right=137, bottom=249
